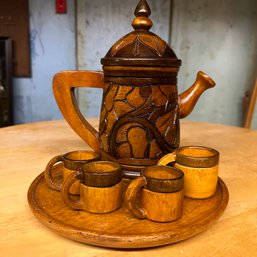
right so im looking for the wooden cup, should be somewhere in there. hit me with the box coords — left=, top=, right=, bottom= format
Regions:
left=61, top=161, right=123, bottom=214
left=158, top=146, right=219, bottom=199
left=44, top=150, right=100, bottom=195
left=125, top=166, right=184, bottom=223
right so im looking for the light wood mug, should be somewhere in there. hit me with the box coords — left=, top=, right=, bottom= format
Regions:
left=125, top=166, right=184, bottom=223
left=158, top=146, right=219, bottom=199
left=44, top=150, right=101, bottom=195
left=61, top=161, right=123, bottom=214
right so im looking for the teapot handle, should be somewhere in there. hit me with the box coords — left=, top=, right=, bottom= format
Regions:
left=52, top=71, right=104, bottom=152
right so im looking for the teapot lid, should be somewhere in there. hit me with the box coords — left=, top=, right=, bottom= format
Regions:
left=101, top=0, right=181, bottom=67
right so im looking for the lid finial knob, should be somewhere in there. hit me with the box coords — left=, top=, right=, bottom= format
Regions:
left=132, top=0, right=153, bottom=31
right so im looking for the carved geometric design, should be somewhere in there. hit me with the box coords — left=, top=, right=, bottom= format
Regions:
left=111, top=32, right=167, bottom=58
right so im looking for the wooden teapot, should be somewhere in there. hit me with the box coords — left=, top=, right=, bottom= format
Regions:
left=53, top=0, right=215, bottom=177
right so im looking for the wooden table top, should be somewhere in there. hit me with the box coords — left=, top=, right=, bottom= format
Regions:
left=0, top=119, right=257, bottom=256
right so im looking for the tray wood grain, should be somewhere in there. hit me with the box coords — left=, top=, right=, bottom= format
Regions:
left=27, top=164, right=229, bottom=249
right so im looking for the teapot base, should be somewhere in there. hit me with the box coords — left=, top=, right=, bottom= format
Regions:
left=122, top=170, right=141, bottom=179
left=101, top=151, right=161, bottom=178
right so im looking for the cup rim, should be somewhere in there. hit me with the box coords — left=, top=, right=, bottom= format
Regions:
left=64, top=150, right=101, bottom=162
left=81, top=160, right=122, bottom=175
left=174, top=145, right=219, bottom=168
left=63, top=150, right=101, bottom=170
left=142, top=165, right=184, bottom=193
left=143, top=165, right=184, bottom=181
left=80, top=161, right=122, bottom=188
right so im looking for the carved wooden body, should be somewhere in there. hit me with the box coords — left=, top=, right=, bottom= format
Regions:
left=99, top=82, right=179, bottom=167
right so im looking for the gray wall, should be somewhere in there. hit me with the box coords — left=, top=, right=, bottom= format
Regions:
left=13, top=0, right=76, bottom=124
left=12, top=0, right=257, bottom=129
left=172, top=0, right=257, bottom=127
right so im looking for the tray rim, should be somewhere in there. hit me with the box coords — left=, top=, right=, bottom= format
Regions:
left=27, top=164, right=229, bottom=249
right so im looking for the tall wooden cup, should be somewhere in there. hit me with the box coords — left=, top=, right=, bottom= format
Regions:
left=158, top=146, right=219, bottom=199
left=125, top=166, right=184, bottom=222
left=61, top=161, right=123, bottom=214
left=44, top=150, right=100, bottom=195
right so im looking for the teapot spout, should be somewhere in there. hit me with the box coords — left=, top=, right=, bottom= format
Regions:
left=178, top=71, right=216, bottom=118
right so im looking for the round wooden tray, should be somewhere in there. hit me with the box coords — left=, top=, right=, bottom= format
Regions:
left=27, top=164, right=229, bottom=249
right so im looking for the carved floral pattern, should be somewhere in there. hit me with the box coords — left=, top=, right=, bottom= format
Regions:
left=99, top=83, right=179, bottom=161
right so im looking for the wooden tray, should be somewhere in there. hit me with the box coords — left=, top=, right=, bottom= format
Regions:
left=27, top=164, right=229, bottom=249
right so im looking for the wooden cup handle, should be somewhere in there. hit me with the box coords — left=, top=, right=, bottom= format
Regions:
left=157, top=153, right=177, bottom=166
left=52, top=71, right=104, bottom=152
left=61, top=171, right=83, bottom=210
left=124, top=176, right=147, bottom=219
left=44, top=154, right=64, bottom=191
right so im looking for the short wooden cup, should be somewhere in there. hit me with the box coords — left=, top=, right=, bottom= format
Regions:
left=44, top=150, right=101, bottom=195
left=125, top=166, right=184, bottom=223
left=61, top=161, right=123, bottom=214
left=158, top=146, right=219, bottom=199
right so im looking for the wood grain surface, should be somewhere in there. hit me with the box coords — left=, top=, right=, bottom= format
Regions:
left=1, top=119, right=257, bottom=256
left=28, top=165, right=228, bottom=248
